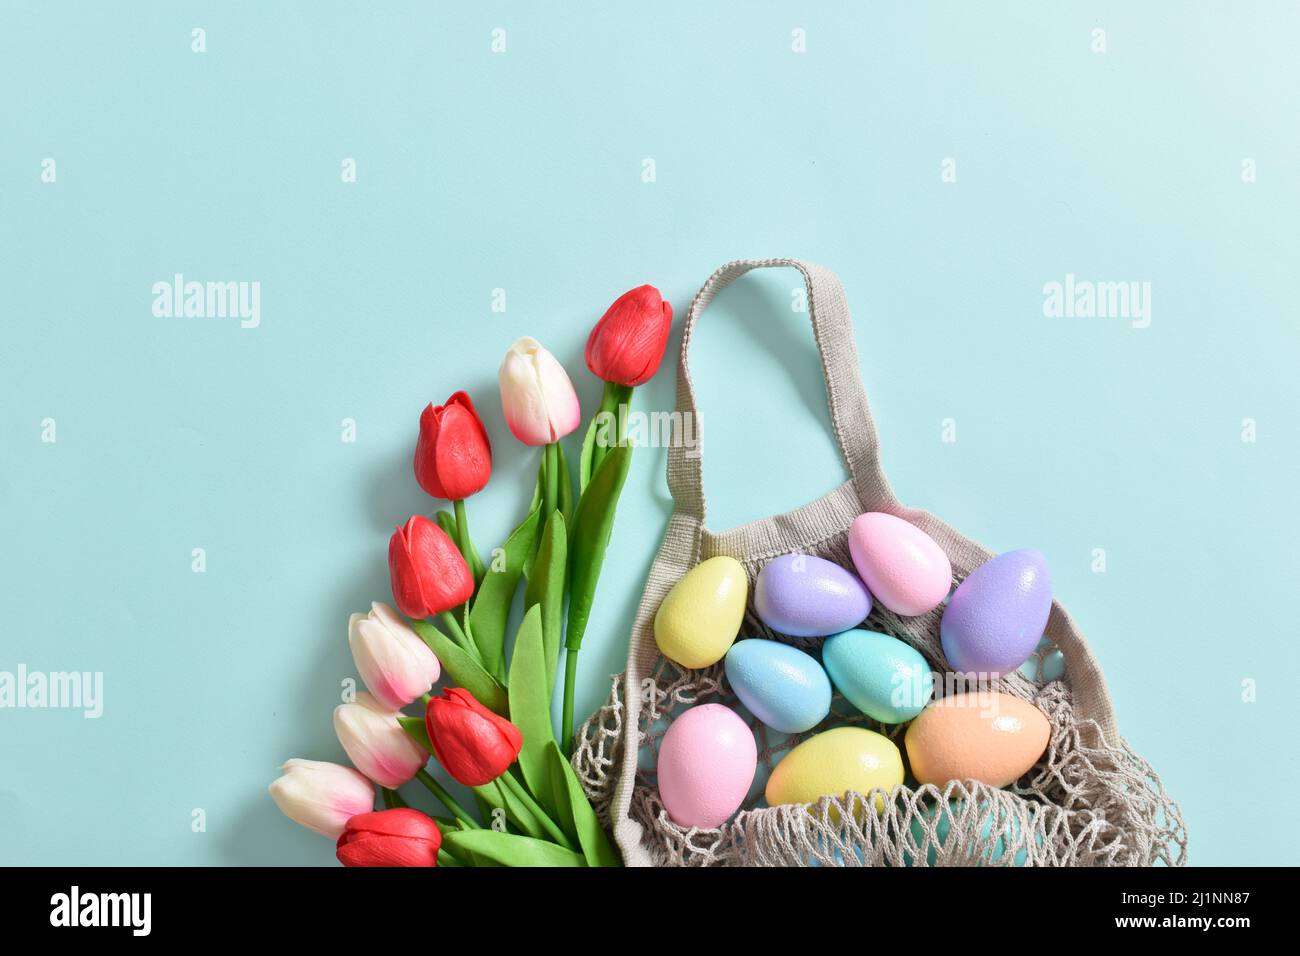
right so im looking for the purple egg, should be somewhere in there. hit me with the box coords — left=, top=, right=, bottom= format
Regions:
left=940, top=549, right=1052, bottom=677
left=754, top=554, right=872, bottom=638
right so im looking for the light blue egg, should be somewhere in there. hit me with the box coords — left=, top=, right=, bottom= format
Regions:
left=724, top=639, right=832, bottom=734
left=906, top=800, right=1039, bottom=866
left=822, top=629, right=933, bottom=724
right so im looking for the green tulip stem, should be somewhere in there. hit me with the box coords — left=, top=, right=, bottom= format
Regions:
left=452, top=498, right=476, bottom=581
left=437, top=849, right=463, bottom=867
left=588, top=381, right=619, bottom=478
left=543, top=443, right=559, bottom=523
left=498, top=767, right=574, bottom=850
left=380, top=787, right=406, bottom=810
left=452, top=498, right=469, bottom=544
left=616, top=384, right=633, bottom=445
left=561, top=648, right=581, bottom=757
left=437, top=612, right=476, bottom=658
left=415, top=769, right=480, bottom=830
left=561, top=382, right=634, bottom=757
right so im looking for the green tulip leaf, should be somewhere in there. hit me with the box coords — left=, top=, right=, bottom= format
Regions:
left=545, top=740, right=620, bottom=867
left=471, top=791, right=497, bottom=828
left=556, top=440, right=575, bottom=525
left=507, top=605, right=565, bottom=827
left=529, top=469, right=542, bottom=514
left=525, top=510, right=568, bottom=692
left=469, top=505, right=541, bottom=684
left=441, top=828, right=587, bottom=868
left=398, top=715, right=432, bottom=751
left=470, top=774, right=549, bottom=842
left=409, top=619, right=509, bottom=716
left=567, top=443, right=632, bottom=652
left=578, top=415, right=599, bottom=495
left=435, top=510, right=486, bottom=583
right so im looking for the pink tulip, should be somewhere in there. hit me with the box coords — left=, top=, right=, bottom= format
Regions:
left=334, top=693, right=429, bottom=789
left=268, top=759, right=375, bottom=839
left=498, top=336, right=581, bottom=445
left=348, top=602, right=441, bottom=710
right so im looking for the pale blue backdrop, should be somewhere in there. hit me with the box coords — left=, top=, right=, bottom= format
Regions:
left=2, top=2, right=1297, bottom=866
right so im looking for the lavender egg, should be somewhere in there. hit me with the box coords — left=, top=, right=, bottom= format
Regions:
left=754, top=554, right=872, bottom=638
left=940, top=549, right=1052, bottom=677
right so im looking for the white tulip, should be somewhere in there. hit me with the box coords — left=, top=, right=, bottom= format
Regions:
left=498, top=336, right=582, bottom=445
left=348, top=602, right=441, bottom=710
left=334, top=692, right=428, bottom=789
left=268, top=758, right=375, bottom=838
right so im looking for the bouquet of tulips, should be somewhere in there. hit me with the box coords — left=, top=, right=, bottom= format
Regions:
left=270, top=286, right=673, bottom=866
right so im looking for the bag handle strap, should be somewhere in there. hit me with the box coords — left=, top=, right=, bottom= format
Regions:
left=666, top=259, right=894, bottom=524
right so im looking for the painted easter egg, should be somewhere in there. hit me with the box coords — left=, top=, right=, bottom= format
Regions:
left=821, top=628, right=934, bottom=724
left=906, top=799, right=1040, bottom=867
left=940, top=550, right=1052, bottom=677
left=654, top=556, right=748, bottom=669
left=656, top=703, right=757, bottom=829
left=1017, top=638, right=1066, bottom=683
left=904, top=692, right=1050, bottom=788
left=847, top=513, right=952, bottom=617
left=724, top=638, right=832, bottom=734
left=753, top=554, right=872, bottom=637
left=766, top=726, right=904, bottom=812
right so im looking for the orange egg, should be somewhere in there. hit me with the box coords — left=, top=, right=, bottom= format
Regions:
left=904, top=692, right=1050, bottom=788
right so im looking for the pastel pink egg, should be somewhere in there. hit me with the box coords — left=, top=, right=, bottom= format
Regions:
left=848, top=512, right=952, bottom=617
left=656, top=704, right=757, bottom=829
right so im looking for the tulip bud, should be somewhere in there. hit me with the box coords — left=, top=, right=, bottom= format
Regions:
left=498, top=336, right=582, bottom=446
left=388, top=515, right=474, bottom=619
left=269, top=759, right=375, bottom=839
left=336, top=808, right=442, bottom=867
left=413, top=391, right=492, bottom=500
left=334, top=692, right=429, bottom=789
left=424, top=687, right=523, bottom=786
left=585, top=284, right=673, bottom=387
left=348, top=602, right=441, bottom=711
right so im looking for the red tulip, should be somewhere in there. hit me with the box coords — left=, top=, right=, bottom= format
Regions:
left=585, top=284, right=673, bottom=386
left=388, top=515, right=474, bottom=619
left=424, top=687, right=523, bottom=786
left=413, top=391, right=492, bottom=501
left=336, top=808, right=442, bottom=867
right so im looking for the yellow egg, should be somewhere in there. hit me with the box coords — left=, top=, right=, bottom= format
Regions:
left=765, top=726, right=904, bottom=813
left=654, top=556, right=748, bottom=668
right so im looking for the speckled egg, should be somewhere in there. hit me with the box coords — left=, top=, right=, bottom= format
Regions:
left=847, top=512, right=952, bottom=616
left=654, top=556, right=748, bottom=669
left=904, top=692, right=1050, bottom=788
left=821, top=628, right=934, bottom=724
left=940, top=549, right=1052, bottom=677
left=753, top=553, right=872, bottom=637
left=724, top=638, right=832, bottom=734
left=766, top=726, right=904, bottom=813
left=656, top=703, right=757, bottom=829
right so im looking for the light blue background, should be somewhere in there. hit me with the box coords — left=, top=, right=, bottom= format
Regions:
left=2, top=2, right=1297, bottom=866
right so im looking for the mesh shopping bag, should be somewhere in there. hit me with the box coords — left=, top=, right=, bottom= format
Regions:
left=573, top=259, right=1186, bottom=867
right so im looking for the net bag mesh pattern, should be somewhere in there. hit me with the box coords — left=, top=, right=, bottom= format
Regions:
left=571, top=259, right=1186, bottom=867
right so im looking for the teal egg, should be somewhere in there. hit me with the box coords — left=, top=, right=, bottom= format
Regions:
left=724, top=638, right=832, bottom=734
left=821, top=629, right=933, bottom=724
left=906, top=800, right=1040, bottom=866
left=1017, top=638, right=1066, bottom=683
